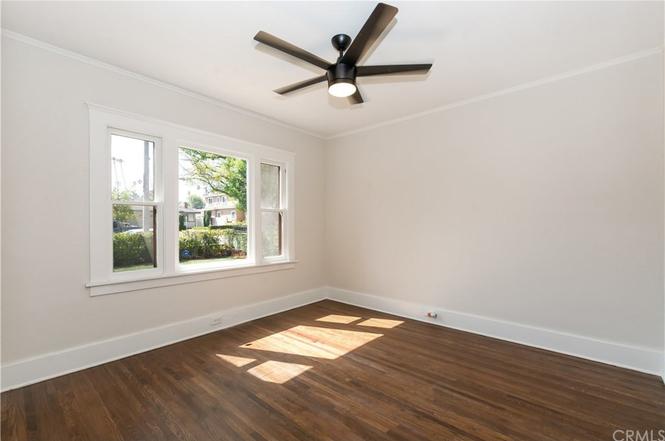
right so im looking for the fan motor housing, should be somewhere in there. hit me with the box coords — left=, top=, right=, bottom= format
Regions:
left=327, top=63, right=357, bottom=87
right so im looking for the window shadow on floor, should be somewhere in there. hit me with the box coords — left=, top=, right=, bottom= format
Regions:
left=214, top=302, right=404, bottom=384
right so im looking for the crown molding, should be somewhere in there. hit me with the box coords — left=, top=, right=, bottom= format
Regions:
left=1, top=29, right=325, bottom=140
left=3, top=28, right=662, bottom=142
left=325, top=46, right=664, bottom=140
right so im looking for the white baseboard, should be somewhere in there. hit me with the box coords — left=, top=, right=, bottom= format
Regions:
left=326, top=286, right=664, bottom=376
left=4, top=286, right=662, bottom=391
left=1, top=287, right=327, bottom=392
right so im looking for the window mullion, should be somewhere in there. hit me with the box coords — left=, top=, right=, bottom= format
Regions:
left=253, top=158, right=263, bottom=264
left=284, top=160, right=294, bottom=261
left=280, top=208, right=287, bottom=256
left=281, top=165, right=288, bottom=260
left=162, top=139, right=177, bottom=275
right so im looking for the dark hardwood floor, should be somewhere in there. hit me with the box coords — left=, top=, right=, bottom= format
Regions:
left=2, top=300, right=664, bottom=440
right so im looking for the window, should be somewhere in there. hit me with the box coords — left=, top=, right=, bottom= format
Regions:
left=178, top=146, right=247, bottom=268
left=260, top=163, right=285, bottom=258
left=111, top=133, right=159, bottom=273
left=88, top=105, right=295, bottom=295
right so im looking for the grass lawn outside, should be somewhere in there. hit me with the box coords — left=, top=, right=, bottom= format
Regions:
left=180, top=256, right=247, bottom=265
left=113, top=263, right=156, bottom=272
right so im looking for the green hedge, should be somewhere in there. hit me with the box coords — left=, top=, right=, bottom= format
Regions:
left=179, top=228, right=247, bottom=261
left=209, top=223, right=247, bottom=232
left=113, top=232, right=154, bottom=268
left=113, top=227, right=248, bottom=268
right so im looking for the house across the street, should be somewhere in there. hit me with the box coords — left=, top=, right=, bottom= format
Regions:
left=178, top=193, right=244, bottom=229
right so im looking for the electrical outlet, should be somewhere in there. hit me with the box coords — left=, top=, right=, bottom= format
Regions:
left=210, top=316, right=223, bottom=327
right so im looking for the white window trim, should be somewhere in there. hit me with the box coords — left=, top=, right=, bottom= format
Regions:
left=87, top=103, right=296, bottom=296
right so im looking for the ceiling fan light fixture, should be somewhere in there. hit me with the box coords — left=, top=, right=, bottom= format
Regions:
left=328, top=79, right=357, bottom=98
left=255, top=3, right=432, bottom=105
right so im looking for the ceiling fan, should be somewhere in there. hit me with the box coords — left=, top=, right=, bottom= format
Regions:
left=254, top=2, right=432, bottom=104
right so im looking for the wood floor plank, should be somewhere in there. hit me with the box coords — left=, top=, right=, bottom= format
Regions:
left=2, top=300, right=663, bottom=441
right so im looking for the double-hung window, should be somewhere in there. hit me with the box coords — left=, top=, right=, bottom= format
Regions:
left=260, top=162, right=287, bottom=259
left=110, top=131, right=161, bottom=274
left=88, top=105, right=295, bottom=295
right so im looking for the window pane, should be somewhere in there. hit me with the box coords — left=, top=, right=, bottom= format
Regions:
left=113, top=205, right=156, bottom=272
left=262, top=211, right=282, bottom=257
left=261, top=163, right=280, bottom=209
left=111, top=134, right=155, bottom=201
left=178, top=147, right=247, bottom=265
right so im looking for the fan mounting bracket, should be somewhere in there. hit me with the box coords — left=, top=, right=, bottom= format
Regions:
left=331, top=34, right=352, bottom=56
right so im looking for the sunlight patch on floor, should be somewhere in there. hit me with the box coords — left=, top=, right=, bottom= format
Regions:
left=316, top=314, right=362, bottom=324
left=217, top=354, right=256, bottom=367
left=240, top=325, right=383, bottom=359
left=247, top=361, right=312, bottom=384
left=357, top=318, right=404, bottom=329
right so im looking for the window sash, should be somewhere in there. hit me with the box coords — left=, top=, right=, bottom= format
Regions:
left=112, top=203, right=159, bottom=272
left=261, top=209, right=286, bottom=259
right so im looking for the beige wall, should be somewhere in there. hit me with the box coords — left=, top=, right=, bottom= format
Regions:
left=325, top=53, right=664, bottom=350
left=1, top=37, right=326, bottom=363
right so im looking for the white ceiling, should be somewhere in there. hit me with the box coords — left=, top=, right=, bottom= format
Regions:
left=3, top=1, right=663, bottom=137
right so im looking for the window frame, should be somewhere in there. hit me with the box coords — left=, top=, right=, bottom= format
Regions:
left=175, top=141, right=253, bottom=274
left=88, top=104, right=296, bottom=296
left=260, top=160, right=288, bottom=262
left=108, top=128, right=163, bottom=280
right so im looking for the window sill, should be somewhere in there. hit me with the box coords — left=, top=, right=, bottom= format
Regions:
left=87, top=260, right=297, bottom=296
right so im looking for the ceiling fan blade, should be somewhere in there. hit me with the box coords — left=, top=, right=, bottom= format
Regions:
left=348, top=88, right=364, bottom=104
left=254, top=31, right=332, bottom=70
left=357, top=63, right=432, bottom=76
left=274, top=75, right=327, bottom=95
left=340, top=3, right=398, bottom=66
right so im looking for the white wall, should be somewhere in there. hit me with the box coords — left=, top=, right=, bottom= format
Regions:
left=2, top=32, right=664, bottom=378
left=325, top=53, right=664, bottom=352
left=1, top=36, right=326, bottom=364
